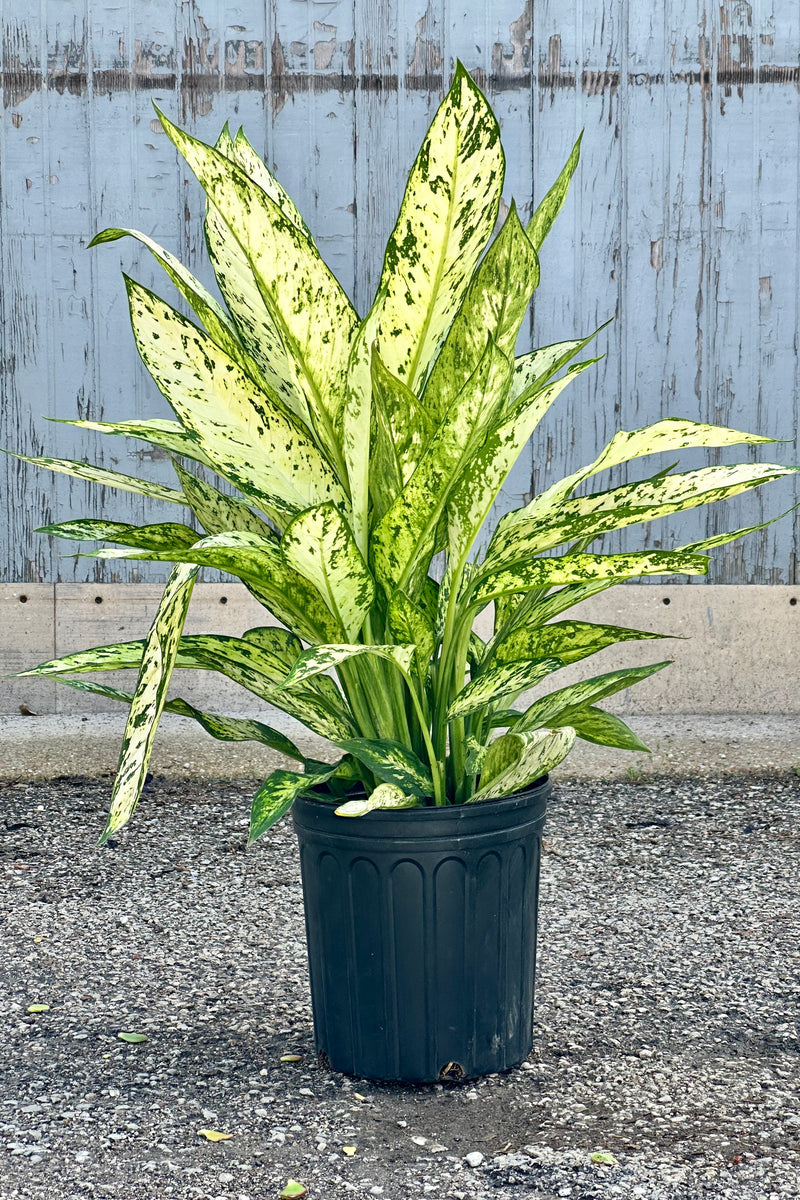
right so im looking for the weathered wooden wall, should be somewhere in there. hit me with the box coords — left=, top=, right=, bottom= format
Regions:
left=2, top=0, right=799, bottom=584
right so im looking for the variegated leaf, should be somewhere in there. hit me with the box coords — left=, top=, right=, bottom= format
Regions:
left=370, top=347, right=436, bottom=500
left=527, top=132, right=582, bottom=250
left=366, top=62, right=504, bottom=393
left=204, top=127, right=311, bottom=425
left=341, top=64, right=504, bottom=551
left=126, top=279, right=348, bottom=520
left=509, top=323, right=609, bottom=405
left=445, top=360, right=596, bottom=569
left=6, top=452, right=186, bottom=506
left=158, top=108, right=357, bottom=461
left=556, top=706, right=651, bottom=753
left=173, top=462, right=279, bottom=538
left=282, top=643, right=416, bottom=689
left=422, top=202, right=539, bottom=426
left=226, top=125, right=311, bottom=237
left=281, top=503, right=374, bottom=640
left=513, top=661, right=672, bottom=735
left=489, top=619, right=674, bottom=669
left=18, top=631, right=355, bottom=741
left=89, top=531, right=340, bottom=643
left=490, top=462, right=798, bottom=564
left=100, top=564, right=198, bottom=842
left=372, top=340, right=512, bottom=595
left=52, top=417, right=216, bottom=467
left=89, top=226, right=270, bottom=386
left=249, top=765, right=342, bottom=843
left=447, top=656, right=563, bottom=720
left=471, top=727, right=576, bottom=802
left=505, top=418, right=779, bottom=528
left=336, top=783, right=419, bottom=817
left=55, top=677, right=306, bottom=761
left=336, top=737, right=433, bottom=797
left=386, top=591, right=435, bottom=689
left=37, top=519, right=198, bottom=551
left=471, top=549, right=709, bottom=608
left=681, top=502, right=800, bottom=553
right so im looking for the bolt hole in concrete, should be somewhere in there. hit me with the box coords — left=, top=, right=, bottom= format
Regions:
left=662, top=596, right=671, bottom=605
left=220, top=595, right=228, bottom=604
left=791, top=597, right=797, bottom=606
left=18, top=595, right=28, bottom=603
left=94, top=596, right=103, bottom=604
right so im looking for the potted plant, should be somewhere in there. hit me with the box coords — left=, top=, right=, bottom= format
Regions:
left=13, top=66, right=795, bottom=1082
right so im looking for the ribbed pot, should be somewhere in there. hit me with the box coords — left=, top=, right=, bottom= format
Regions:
left=291, top=777, right=550, bottom=1083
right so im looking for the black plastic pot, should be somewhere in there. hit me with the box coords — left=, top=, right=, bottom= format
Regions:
left=292, top=777, right=551, bottom=1083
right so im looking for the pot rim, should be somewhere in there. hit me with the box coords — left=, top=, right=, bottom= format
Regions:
left=294, top=774, right=550, bottom=823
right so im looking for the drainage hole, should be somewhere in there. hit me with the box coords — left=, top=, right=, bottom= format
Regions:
left=791, top=597, right=797, bottom=607
left=19, top=594, right=28, bottom=604
left=94, top=595, right=103, bottom=605
left=439, top=1061, right=465, bottom=1082
left=662, top=596, right=671, bottom=605
left=219, top=595, right=228, bottom=605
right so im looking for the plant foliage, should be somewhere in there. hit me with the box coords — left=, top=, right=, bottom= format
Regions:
left=15, top=65, right=796, bottom=842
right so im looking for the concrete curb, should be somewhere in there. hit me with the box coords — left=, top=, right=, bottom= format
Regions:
left=2, top=712, right=799, bottom=783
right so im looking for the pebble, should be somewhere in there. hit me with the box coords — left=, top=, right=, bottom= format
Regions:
left=2, top=775, right=800, bottom=1200
left=464, top=1151, right=484, bottom=1168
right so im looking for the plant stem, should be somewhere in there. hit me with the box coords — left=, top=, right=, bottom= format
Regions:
left=401, top=668, right=444, bottom=806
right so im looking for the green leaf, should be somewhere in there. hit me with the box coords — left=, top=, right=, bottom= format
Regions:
left=471, top=727, right=577, bottom=801
left=90, top=531, right=340, bottom=643
left=282, top=643, right=416, bottom=689
left=100, top=564, right=198, bottom=843
left=513, top=661, right=673, bottom=735
left=249, top=765, right=343, bottom=842
left=281, top=503, right=375, bottom=640
left=37, top=519, right=199, bottom=551
left=447, top=657, right=563, bottom=721
left=335, top=783, right=419, bottom=817
left=386, top=591, right=435, bottom=689
left=27, top=1004, right=50, bottom=1014
left=280, top=1181, right=309, bottom=1200
left=56, top=678, right=306, bottom=761
left=490, top=620, right=674, bottom=669
left=173, top=462, right=279, bottom=538
left=126, top=278, right=348, bottom=521
left=5, top=452, right=186, bottom=506
left=336, top=738, right=433, bottom=797
left=117, top=1032, right=149, bottom=1044
left=422, top=202, right=540, bottom=426
left=157, top=107, right=358, bottom=463
left=527, top=132, right=582, bottom=249
left=472, top=549, right=709, bottom=608
left=372, top=340, right=512, bottom=595
left=591, top=1152, right=618, bottom=1167
left=561, top=706, right=651, bottom=753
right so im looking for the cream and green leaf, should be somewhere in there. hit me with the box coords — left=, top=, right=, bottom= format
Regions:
left=16, top=67, right=796, bottom=840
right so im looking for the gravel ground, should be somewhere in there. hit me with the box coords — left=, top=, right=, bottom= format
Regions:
left=1, top=772, right=799, bottom=1200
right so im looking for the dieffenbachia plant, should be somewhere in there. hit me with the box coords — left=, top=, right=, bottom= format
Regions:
left=13, top=65, right=797, bottom=842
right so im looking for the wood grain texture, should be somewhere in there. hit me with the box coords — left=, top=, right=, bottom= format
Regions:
left=1, top=0, right=798, bottom=584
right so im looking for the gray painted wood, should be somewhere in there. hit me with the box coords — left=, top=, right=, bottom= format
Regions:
left=2, top=0, right=799, bottom=583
